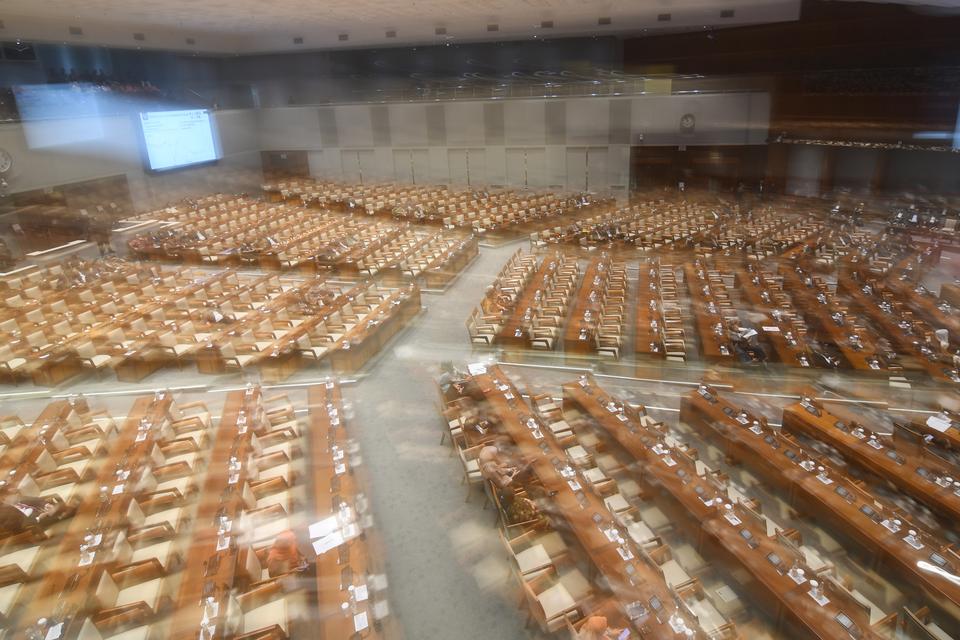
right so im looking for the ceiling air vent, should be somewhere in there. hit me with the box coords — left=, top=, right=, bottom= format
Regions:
left=540, top=20, right=554, bottom=29
left=133, top=32, right=145, bottom=41
left=720, top=9, right=735, bottom=18
left=338, top=33, right=349, bottom=42
left=186, top=37, right=196, bottom=45
left=385, top=29, right=396, bottom=38
left=293, top=36, right=303, bottom=45
left=657, top=13, right=671, bottom=22
left=487, top=24, right=499, bottom=32
left=69, top=26, right=83, bottom=36
left=598, top=17, right=612, bottom=26
left=435, top=27, right=447, bottom=35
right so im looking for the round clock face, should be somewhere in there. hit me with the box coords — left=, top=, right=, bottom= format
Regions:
left=0, top=148, right=12, bottom=174
left=680, top=114, right=696, bottom=132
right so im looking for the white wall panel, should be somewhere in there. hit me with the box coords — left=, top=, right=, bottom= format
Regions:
left=428, top=147, right=450, bottom=184
left=785, top=146, right=823, bottom=197
left=566, top=148, right=587, bottom=191
left=335, top=105, right=374, bottom=148
left=389, top=104, right=429, bottom=148
left=256, top=107, right=320, bottom=150
left=341, top=150, right=363, bottom=182
left=484, top=146, right=507, bottom=187
left=567, top=99, right=610, bottom=146
left=445, top=103, right=485, bottom=147
left=504, top=101, right=546, bottom=146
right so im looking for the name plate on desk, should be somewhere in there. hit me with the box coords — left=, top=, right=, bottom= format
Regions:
left=807, top=590, right=830, bottom=607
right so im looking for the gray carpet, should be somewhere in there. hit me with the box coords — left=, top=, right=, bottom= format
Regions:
left=343, top=238, right=533, bottom=640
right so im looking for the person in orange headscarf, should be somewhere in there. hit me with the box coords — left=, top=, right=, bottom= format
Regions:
left=578, top=616, right=626, bottom=640
left=266, top=530, right=308, bottom=578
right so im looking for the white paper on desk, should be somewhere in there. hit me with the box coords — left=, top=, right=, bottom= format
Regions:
left=617, top=413, right=628, bottom=422
left=926, top=415, right=952, bottom=433
left=312, top=531, right=344, bottom=555
left=216, top=535, right=231, bottom=552
left=762, top=326, right=781, bottom=332
left=467, top=363, right=488, bottom=375
left=309, top=516, right=339, bottom=540
left=335, top=462, right=347, bottom=475
left=353, top=611, right=369, bottom=633
left=355, top=583, right=369, bottom=602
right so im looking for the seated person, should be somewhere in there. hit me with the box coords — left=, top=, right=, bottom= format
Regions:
left=264, top=530, right=312, bottom=578
left=479, top=437, right=532, bottom=484
left=0, top=495, right=70, bottom=536
left=578, top=616, right=625, bottom=640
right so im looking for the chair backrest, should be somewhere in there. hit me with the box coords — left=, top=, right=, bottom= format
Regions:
left=94, top=570, right=119, bottom=611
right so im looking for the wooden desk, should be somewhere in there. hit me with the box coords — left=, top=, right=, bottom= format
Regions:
left=634, top=261, right=666, bottom=359
left=838, top=277, right=957, bottom=383
left=329, top=285, right=421, bottom=374
left=0, top=399, right=86, bottom=499
left=783, top=401, right=960, bottom=524
left=308, top=383, right=386, bottom=640
left=565, top=379, right=887, bottom=640
left=496, top=253, right=560, bottom=349
left=172, top=388, right=257, bottom=640
left=476, top=366, right=707, bottom=639
left=734, top=267, right=814, bottom=368
left=562, top=256, right=609, bottom=356
left=779, top=265, right=889, bottom=372
left=681, top=389, right=960, bottom=630
left=17, top=394, right=173, bottom=636
left=684, top=261, right=736, bottom=362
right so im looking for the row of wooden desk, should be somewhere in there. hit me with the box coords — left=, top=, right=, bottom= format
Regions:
left=566, top=378, right=894, bottom=640
left=681, top=387, right=960, bottom=635
left=473, top=366, right=711, bottom=639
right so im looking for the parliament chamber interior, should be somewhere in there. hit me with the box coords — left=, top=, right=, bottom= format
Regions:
left=2, top=1, right=960, bottom=639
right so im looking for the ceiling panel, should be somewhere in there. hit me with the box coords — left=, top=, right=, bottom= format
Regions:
left=0, top=0, right=801, bottom=53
